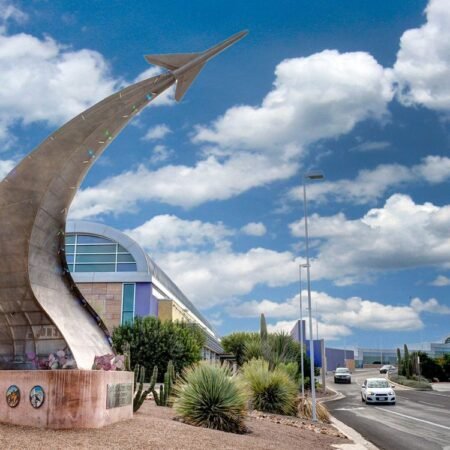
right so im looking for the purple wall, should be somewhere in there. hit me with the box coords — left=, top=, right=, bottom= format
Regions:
left=134, top=283, right=158, bottom=318
left=326, top=347, right=354, bottom=371
left=290, top=320, right=354, bottom=370
left=290, top=319, right=306, bottom=343
left=291, top=320, right=324, bottom=367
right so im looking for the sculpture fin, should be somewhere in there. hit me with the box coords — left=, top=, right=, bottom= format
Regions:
left=174, top=63, right=205, bottom=101
left=144, top=53, right=199, bottom=71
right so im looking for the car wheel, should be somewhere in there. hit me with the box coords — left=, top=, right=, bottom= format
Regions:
left=334, top=378, right=337, bottom=383
left=391, top=401, right=396, bottom=405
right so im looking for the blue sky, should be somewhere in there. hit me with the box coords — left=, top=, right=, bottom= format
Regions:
left=1, top=0, right=449, bottom=350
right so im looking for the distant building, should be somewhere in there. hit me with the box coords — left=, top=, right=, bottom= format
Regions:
left=65, top=220, right=223, bottom=360
left=354, top=348, right=397, bottom=368
left=429, top=336, right=450, bottom=358
left=290, top=320, right=354, bottom=371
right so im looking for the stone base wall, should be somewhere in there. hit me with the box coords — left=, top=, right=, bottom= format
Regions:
left=0, top=370, right=133, bottom=429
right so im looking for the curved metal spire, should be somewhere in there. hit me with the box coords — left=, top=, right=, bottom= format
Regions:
left=0, top=31, right=247, bottom=370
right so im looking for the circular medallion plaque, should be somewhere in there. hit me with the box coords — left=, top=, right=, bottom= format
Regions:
left=29, top=385, right=45, bottom=409
left=6, top=385, right=20, bottom=408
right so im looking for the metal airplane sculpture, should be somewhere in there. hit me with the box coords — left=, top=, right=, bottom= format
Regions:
left=0, top=31, right=247, bottom=369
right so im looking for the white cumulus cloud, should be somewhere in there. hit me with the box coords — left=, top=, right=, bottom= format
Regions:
left=393, top=0, right=450, bottom=111
left=142, top=124, right=172, bottom=141
left=430, top=275, right=450, bottom=286
left=194, top=50, right=392, bottom=156
left=70, top=153, right=298, bottom=217
left=290, top=194, right=450, bottom=284
left=241, top=222, right=267, bottom=236
left=410, top=297, right=450, bottom=314
left=228, top=290, right=429, bottom=332
left=288, top=155, right=450, bottom=205
left=125, top=214, right=233, bottom=252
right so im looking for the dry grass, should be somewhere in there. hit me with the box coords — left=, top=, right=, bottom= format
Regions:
left=298, top=397, right=331, bottom=423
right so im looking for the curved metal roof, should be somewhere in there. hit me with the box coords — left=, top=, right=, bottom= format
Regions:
left=67, top=220, right=216, bottom=337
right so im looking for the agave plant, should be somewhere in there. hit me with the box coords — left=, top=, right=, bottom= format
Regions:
left=242, top=358, right=298, bottom=416
left=174, top=363, right=248, bottom=433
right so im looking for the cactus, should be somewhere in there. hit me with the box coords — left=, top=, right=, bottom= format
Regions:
left=396, top=348, right=402, bottom=369
left=133, top=364, right=157, bottom=412
left=123, top=341, right=131, bottom=372
left=260, top=313, right=268, bottom=342
left=153, top=360, right=176, bottom=406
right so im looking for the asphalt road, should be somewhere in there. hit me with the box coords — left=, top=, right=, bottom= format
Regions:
left=326, top=368, right=450, bottom=450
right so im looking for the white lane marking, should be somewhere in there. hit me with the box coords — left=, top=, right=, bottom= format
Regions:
left=335, top=407, right=366, bottom=411
left=374, top=407, right=450, bottom=430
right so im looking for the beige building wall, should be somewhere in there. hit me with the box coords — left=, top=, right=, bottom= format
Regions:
left=158, top=299, right=190, bottom=323
left=77, top=282, right=123, bottom=332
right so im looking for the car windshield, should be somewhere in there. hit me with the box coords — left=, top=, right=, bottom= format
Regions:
left=367, top=380, right=389, bottom=388
left=336, top=368, right=349, bottom=373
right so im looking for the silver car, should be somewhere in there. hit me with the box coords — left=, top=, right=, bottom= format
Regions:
left=361, top=378, right=396, bottom=404
left=334, top=367, right=352, bottom=384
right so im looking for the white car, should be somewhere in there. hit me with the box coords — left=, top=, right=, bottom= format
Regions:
left=379, top=365, right=396, bottom=374
left=361, top=378, right=396, bottom=404
left=334, top=367, right=352, bottom=384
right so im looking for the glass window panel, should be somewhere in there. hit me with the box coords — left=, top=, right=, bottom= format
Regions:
left=77, top=234, right=113, bottom=244
left=117, top=263, right=137, bottom=272
left=65, top=235, right=75, bottom=245
left=74, top=263, right=115, bottom=272
left=76, top=254, right=116, bottom=263
left=117, top=244, right=128, bottom=253
left=65, top=245, right=75, bottom=254
left=122, top=312, right=134, bottom=325
left=76, top=244, right=116, bottom=254
left=66, top=254, right=74, bottom=263
left=117, top=253, right=135, bottom=263
left=122, top=284, right=135, bottom=311
left=67, top=264, right=74, bottom=272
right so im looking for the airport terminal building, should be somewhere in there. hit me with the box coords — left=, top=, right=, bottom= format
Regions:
left=64, top=220, right=223, bottom=360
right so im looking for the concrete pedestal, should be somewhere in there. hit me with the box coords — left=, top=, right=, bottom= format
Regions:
left=0, top=370, right=133, bottom=429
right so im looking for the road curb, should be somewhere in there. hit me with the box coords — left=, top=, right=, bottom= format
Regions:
left=330, top=417, right=380, bottom=450
left=319, top=385, right=345, bottom=403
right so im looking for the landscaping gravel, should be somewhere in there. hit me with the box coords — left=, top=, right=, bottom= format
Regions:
left=0, top=400, right=350, bottom=449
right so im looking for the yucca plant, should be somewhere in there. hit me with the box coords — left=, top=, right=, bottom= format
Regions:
left=174, top=363, right=248, bottom=433
left=242, top=358, right=298, bottom=416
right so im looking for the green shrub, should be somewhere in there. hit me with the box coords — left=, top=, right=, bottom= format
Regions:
left=277, top=361, right=300, bottom=383
left=242, top=359, right=298, bottom=416
left=112, top=316, right=205, bottom=380
left=244, top=337, right=264, bottom=361
left=390, top=374, right=432, bottom=390
left=174, top=363, right=248, bottom=433
left=221, top=332, right=258, bottom=367
left=222, top=330, right=307, bottom=372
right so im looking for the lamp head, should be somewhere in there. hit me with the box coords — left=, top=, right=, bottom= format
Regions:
left=304, top=170, right=325, bottom=180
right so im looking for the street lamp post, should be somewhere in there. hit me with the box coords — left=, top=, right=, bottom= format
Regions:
left=302, top=170, right=324, bottom=423
left=299, top=263, right=308, bottom=399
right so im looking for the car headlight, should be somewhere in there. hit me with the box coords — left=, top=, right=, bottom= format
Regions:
left=389, top=391, right=394, bottom=395
left=367, top=391, right=374, bottom=395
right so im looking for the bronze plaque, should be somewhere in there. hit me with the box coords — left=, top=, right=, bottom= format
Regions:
left=106, top=383, right=132, bottom=409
